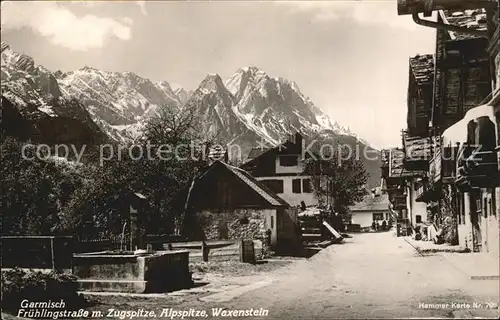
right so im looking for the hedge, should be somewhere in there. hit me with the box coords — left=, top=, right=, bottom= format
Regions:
left=1, top=268, right=86, bottom=314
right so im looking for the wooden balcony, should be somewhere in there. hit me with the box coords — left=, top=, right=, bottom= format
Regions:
left=429, top=146, right=458, bottom=183
left=455, top=149, right=500, bottom=190
left=402, top=134, right=432, bottom=171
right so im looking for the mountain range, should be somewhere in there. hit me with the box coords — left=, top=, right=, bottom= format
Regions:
left=1, top=42, right=381, bottom=188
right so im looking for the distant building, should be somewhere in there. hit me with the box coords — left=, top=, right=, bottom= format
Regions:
left=240, top=132, right=322, bottom=207
left=186, top=160, right=301, bottom=254
left=349, top=191, right=391, bottom=230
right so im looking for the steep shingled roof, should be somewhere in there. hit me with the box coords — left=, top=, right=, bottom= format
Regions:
left=198, top=160, right=289, bottom=207
left=224, top=163, right=289, bottom=207
left=349, top=194, right=390, bottom=212
left=442, top=9, right=488, bottom=40
left=409, top=54, right=434, bottom=86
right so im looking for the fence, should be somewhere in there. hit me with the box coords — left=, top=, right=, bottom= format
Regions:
left=75, top=234, right=187, bottom=253
left=1, top=236, right=73, bottom=270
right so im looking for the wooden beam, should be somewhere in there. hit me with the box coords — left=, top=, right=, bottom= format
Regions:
left=398, top=0, right=498, bottom=16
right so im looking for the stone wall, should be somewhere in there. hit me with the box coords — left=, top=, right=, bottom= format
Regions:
left=73, top=254, right=139, bottom=280
left=198, top=208, right=275, bottom=256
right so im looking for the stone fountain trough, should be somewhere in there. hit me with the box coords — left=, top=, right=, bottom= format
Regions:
left=73, top=250, right=192, bottom=293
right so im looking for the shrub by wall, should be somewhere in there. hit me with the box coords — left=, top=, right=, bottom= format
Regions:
left=440, top=185, right=459, bottom=245
left=1, top=268, right=86, bottom=314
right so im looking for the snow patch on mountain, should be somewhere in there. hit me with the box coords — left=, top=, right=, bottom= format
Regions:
left=2, top=41, right=372, bottom=151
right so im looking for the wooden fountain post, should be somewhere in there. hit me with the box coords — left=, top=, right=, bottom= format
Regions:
left=130, top=192, right=147, bottom=250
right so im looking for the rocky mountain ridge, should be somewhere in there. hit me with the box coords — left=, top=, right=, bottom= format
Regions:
left=1, top=42, right=380, bottom=187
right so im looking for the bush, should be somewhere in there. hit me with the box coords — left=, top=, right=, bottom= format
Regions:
left=1, top=268, right=86, bottom=314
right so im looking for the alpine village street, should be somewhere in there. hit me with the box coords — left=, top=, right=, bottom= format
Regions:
left=1, top=1, right=500, bottom=320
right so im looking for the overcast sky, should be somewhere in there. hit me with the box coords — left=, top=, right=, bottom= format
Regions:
left=1, top=0, right=436, bottom=149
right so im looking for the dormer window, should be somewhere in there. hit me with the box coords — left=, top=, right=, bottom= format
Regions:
left=279, top=155, right=298, bottom=167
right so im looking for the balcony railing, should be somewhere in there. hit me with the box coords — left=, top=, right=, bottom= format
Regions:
left=456, top=147, right=500, bottom=189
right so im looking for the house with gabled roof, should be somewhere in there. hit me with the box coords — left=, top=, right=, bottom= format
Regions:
left=349, top=191, right=391, bottom=230
left=240, top=132, right=327, bottom=208
left=185, top=160, right=301, bottom=254
left=397, top=1, right=500, bottom=253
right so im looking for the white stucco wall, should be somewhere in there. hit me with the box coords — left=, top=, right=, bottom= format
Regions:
left=457, top=192, right=474, bottom=250
left=407, top=182, right=427, bottom=227
left=351, top=211, right=375, bottom=228
left=256, top=175, right=317, bottom=207
left=261, top=208, right=278, bottom=247
left=481, top=189, right=499, bottom=256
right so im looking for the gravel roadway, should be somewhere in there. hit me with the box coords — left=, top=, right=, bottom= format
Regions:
left=204, top=231, right=500, bottom=319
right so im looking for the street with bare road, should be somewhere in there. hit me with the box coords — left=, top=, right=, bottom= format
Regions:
left=73, top=231, right=500, bottom=320
left=199, top=231, right=499, bottom=319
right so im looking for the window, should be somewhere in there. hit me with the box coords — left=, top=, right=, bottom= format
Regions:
left=270, top=216, right=274, bottom=229
left=416, top=215, right=422, bottom=224
left=279, top=155, right=298, bottom=167
left=373, top=213, right=383, bottom=221
left=292, top=179, right=301, bottom=193
left=261, top=179, right=284, bottom=194
left=302, top=179, right=312, bottom=193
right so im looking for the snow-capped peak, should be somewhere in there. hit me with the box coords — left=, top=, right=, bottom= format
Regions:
left=198, top=73, right=227, bottom=94
left=1, top=41, right=11, bottom=53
